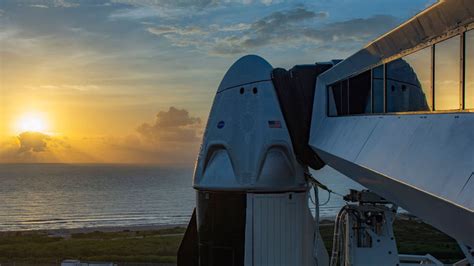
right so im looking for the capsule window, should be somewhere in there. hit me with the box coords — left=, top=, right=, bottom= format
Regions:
left=253, top=87, right=258, bottom=94
left=240, top=87, right=244, bottom=94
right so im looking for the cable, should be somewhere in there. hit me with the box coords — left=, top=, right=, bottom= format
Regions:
left=330, top=205, right=349, bottom=266
left=319, top=189, right=332, bottom=206
left=312, top=185, right=320, bottom=266
left=307, top=180, right=333, bottom=207
left=305, top=171, right=354, bottom=266
left=308, top=187, right=317, bottom=205
left=304, top=172, right=346, bottom=199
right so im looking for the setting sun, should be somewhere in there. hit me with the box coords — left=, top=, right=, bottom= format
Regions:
left=15, top=112, right=49, bottom=134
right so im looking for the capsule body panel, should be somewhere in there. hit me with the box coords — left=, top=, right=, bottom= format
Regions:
left=193, top=55, right=306, bottom=192
left=187, top=55, right=326, bottom=266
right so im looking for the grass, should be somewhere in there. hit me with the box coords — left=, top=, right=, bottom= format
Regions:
left=0, top=221, right=464, bottom=264
left=0, top=227, right=185, bottom=264
left=393, top=220, right=463, bottom=263
left=318, top=219, right=464, bottom=263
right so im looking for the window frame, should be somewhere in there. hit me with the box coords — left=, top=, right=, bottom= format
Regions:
left=433, top=34, right=462, bottom=111
left=462, top=29, right=474, bottom=110
left=371, top=64, right=385, bottom=114
left=326, top=24, right=474, bottom=117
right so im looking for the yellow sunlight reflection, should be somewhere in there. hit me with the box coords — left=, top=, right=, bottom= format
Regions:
left=14, top=112, right=50, bottom=134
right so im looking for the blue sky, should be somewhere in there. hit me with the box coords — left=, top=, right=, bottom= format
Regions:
left=0, top=0, right=436, bottom=163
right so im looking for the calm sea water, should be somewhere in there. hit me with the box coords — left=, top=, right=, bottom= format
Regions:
left=0, top=164, right=363, bottom=231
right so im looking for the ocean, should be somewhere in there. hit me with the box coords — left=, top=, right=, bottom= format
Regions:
left=0, top=164, right=364, bottom=231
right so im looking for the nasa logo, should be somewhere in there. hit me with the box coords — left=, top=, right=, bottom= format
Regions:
left=217, top=121, right=225, bottom=129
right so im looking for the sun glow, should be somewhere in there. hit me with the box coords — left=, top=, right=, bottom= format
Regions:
left=15, top=112, right=50, bottom=134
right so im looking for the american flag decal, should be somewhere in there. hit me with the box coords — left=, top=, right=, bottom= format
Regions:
left=268, top=120, right=282, bottom=128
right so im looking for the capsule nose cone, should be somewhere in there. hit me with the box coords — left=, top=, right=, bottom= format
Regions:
left=217, top=55, right=273, bottom=93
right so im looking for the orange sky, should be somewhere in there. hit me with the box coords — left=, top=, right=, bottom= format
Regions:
left=0, top=0, right=433, bottom=164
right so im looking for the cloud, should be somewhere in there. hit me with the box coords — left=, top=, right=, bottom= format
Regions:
left=0, top=102, right=203, bottom=164
left=16, top=131, right=71, bottom=154
left=70, top=108, right=203, bottom=164
left=110, top=0, right=276, bottom=10
left=50, top=107, right=204, bottom=165
left=30, top=4, right=49, bottom=8
left=109, top=7, right=171, bottom=20
left=211, top=23, right=251, bottom=32
left=137, top=106, right=202, bottom=143
left=111, top=0, right=219, bottom=9
left=303, top=15, right=400, bottom=43
left=22, top=0, right=79, bottom=8
left=147, top=25, right=205, bottom=36
left=210, top=13, right=398, bottom=55
left=108, top=0, right=281, bottom=20
left=227, top=6, right=328, bottom=48
left=141, top=4, right=398, bottom=56
left=17, top=132, right=51, bottom=153
left=108, top=0, right=220, bottom=20
left=0, top=132, right=74, bottom=163
left=146, top=25, right=209, bottom=47
left=144, top=6, right=330, bottom=53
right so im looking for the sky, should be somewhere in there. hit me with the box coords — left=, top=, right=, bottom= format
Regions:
left=0, top=0, right=435, bottom=165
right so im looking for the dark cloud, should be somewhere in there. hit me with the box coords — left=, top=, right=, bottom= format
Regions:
left=16, top=131, right=71, bottom=154
left=0, top=132, right=74, bottom=163
left=136, top=106, right=202, bottom=143
left=303, top=15, right=400, bottom=43
left=236, top=7, right=328, bottom=48
left=143, top=6, right=397, bottom=56
left=17, top=131, right=51, bottom=153
left=143, top=6, right=330, bottom=54
left=251, top=7, right=328, bottom=34
left=211, top=13, right=399, bottom=55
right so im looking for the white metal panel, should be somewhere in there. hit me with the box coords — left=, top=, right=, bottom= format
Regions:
left=310, top=77, right=474, bottom=245
left=245, top=194, right=254, bottom=266
left=217, top=55, right=273, bottom=93
left=194, top=55, right=306, bottom=191
left=250, top=192, right=316, bottom=266
left=309, top=15, right=474, bottom=244
left=199, top=149, right=239, bottom=189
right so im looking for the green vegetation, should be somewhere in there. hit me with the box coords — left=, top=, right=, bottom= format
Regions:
left=0, top=227, right=185, bottom=264
left=318, top=219, right=464, bottom=263
left=393, top=220, right=463, bottom=263
left=0, top=221, right=464, bottom=264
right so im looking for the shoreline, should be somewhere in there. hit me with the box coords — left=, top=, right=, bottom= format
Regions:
left=0, top=213, right=419, bottom=237
left=0, top=223, right=188, bottom=238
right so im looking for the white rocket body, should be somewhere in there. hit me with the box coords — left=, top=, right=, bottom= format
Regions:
left=192, top=55, right=328, bottom=266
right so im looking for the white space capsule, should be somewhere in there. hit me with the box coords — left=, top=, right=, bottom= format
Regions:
left=180, top=55, right=330, bottom=266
